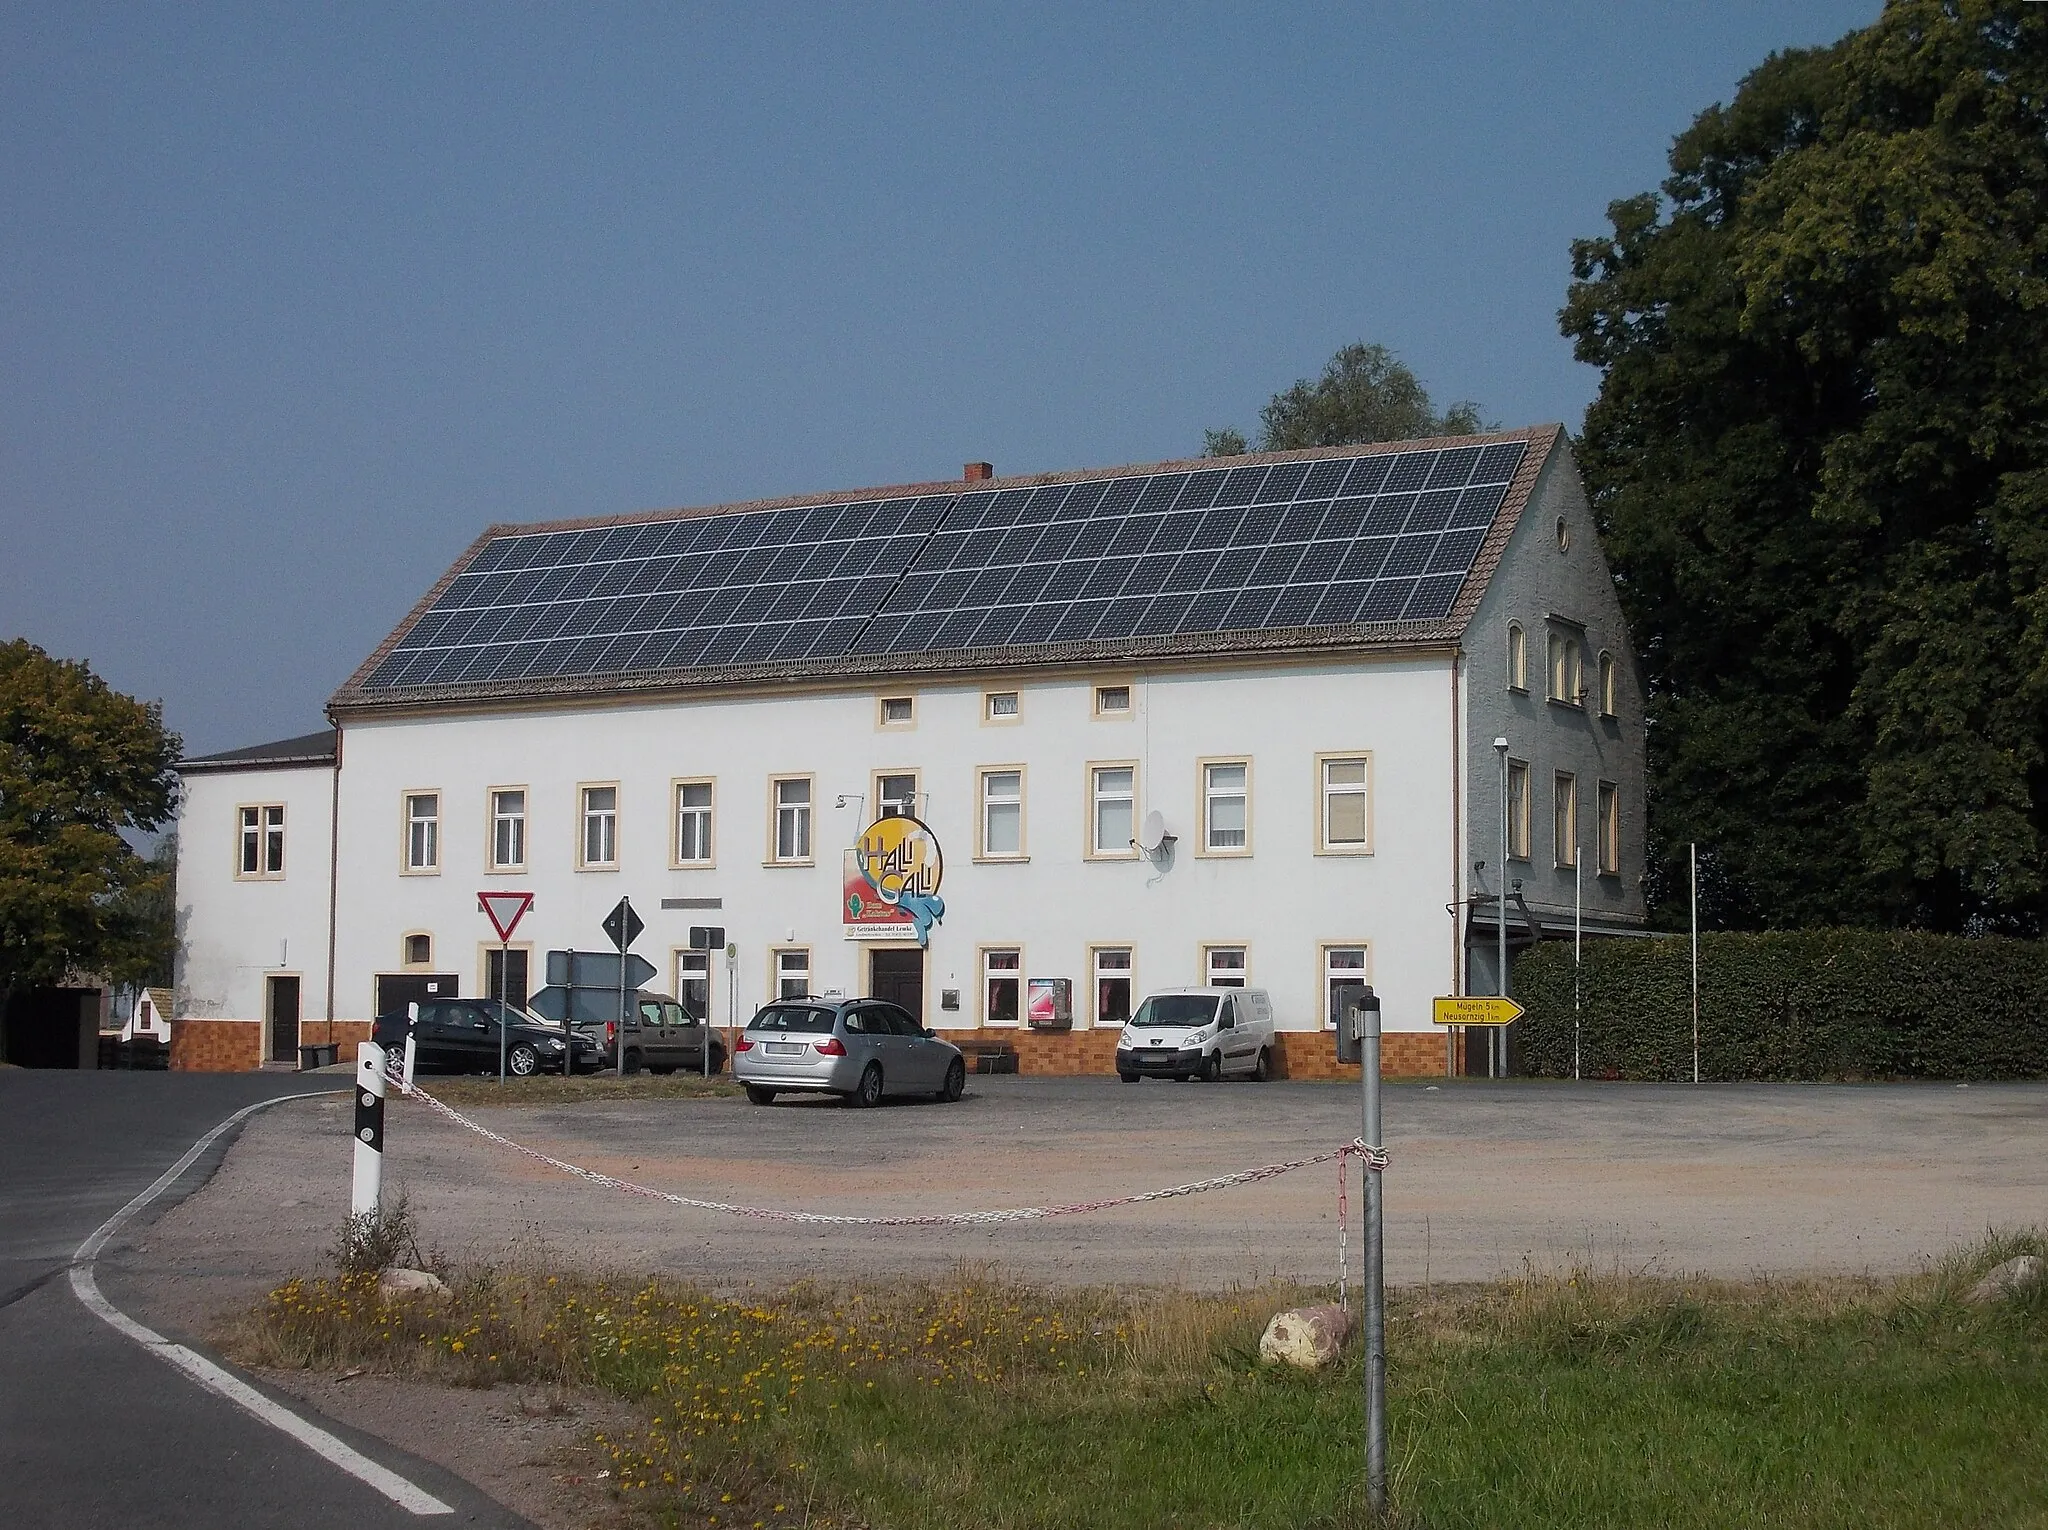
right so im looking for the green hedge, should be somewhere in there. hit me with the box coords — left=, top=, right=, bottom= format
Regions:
left=1512, top=930, right=2048, bottom=1081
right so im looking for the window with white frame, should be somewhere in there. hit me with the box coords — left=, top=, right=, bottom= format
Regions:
left=1205, top=946, right=1246, bottom=988
left=774, top=948, right=810, bottom=999
left=1548, top=629, right=1583, bottom=705
left=772, top=777, right=812, bottom=862
left=1093, top=947, right=1132, bottom=1027
left=1506, top=761, right=1530, bottom=860
left=1554, top=772, right=1578, bottom=868
left=675, top=950, right=711, bottom=1021
left=405, top=793, right=439, bottom=872
left=1507, top=624, right=1528, bottom=691
left=980, top=769, right=1023, bottom=858
left=1319, top=755, right=1370, bottom=851
left=1598, top=780, right=1620, bottom=875
left=1094, top=684, right=1132, bottom=717
left=490, top=789, right=526, bottom=871
left=1203, top=761, right=1249, bottom=853
left=875, top=771, right=918, bottom=821
left=238, top=804, right=285, bottom=878
left=984, top=948, right=1021, bottom=1026
left=1091, top=765, right=1136, bottom=855
left=985, top=690, right=1020, bottom=722
left=674, top=780, right=713, bottom=865
left=581, top=785, right=618, bottom=868
left=1323, top=945, right=1368, bottom=1030
left=1599, top=651, right=1617, bottom=717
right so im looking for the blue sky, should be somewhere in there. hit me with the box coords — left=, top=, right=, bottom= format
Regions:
left=2, top=2, right=1880, bottom=756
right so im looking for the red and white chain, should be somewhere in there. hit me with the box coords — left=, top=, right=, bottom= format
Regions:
left=386, top=1061, right=1386, bottom=1230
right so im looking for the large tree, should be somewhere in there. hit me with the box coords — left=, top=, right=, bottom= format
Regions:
left=0, top=641, right=181, bottom=1049
left=1204, top=341, right=1487, bottom=457
left=1561, top=0, right=2048, bottom=934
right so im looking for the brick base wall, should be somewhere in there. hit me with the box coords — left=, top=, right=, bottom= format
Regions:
left=935, top=1026, right=1449, bottom=1080
left=169, top=1019, right=264, bottom=1072
left=303, top=1019, right=373, bottom=1054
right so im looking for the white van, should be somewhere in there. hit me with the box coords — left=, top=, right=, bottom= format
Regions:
left=1114, top=986, right=1276, bottom=1082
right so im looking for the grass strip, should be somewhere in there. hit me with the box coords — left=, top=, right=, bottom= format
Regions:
left=227, top=1232, right=2047, bottom=1529
left=407, top=1073, right=742, bottom=1108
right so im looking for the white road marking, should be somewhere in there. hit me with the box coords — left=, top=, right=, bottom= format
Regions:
left=68, top=1091, right=455, bottom=1517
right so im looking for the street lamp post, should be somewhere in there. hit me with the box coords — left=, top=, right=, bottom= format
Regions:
left=1493, top=737, right=1509, bottom=1081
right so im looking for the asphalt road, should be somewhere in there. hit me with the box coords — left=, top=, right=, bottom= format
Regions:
left=0, top=1069, right=530, bottom=1530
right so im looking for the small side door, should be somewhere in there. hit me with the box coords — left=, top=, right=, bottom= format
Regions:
left=842, top=1005, right=894, bottom=1090
left=412, top=1001, right=468, bottom=1071
left=884, top=1003, right=943, bottom=1090
left=1219, top=995, right=1258, bottom=1073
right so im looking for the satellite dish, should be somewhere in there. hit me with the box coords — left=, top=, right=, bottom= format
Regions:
left=1136, top=809, right=1169, bottom=854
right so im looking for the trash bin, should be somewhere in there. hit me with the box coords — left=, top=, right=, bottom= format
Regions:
left=299, top=1042, right=339, bottom=1071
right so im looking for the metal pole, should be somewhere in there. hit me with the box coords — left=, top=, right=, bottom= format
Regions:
left=1359, top=988, right=1386, bottom=1515
left=618, top=899, right=631, bottom=1077
left=1494, top=738, right=1509, bottom=1081
left=1690, top=843, right=1700, bottom=1085
left=1574, top=849, right=1582, bottom=1082
left=702, top=951, right=711, bottom=1078
left=498, top=937, right=509, bottom=1084
left=351, top=1041, right=386, bottom=1218
left=725, top=942, right=737, bottom=1072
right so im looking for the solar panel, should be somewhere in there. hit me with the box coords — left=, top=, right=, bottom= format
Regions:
left=359, top=439, right=1529, bottom=689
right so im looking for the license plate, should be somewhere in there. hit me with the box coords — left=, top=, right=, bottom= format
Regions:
left=766, top=1042, right=805, bottom=1056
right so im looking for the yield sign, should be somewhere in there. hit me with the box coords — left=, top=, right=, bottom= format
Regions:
left=477, top=891, right=535, bottom=942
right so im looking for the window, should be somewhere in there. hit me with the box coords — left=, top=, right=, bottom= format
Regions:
left=404, top=793, right=439, bottom=873
left=1093, top=947, right=1132, bottom=1028
left=580, top=784, right=619, bottom=868
left=1548, top=629, right=1583, bottom=705
left=1094, top=684, right=1132, bottom=717
left=1323, top=945, right=1369, bottom=1030
left=1507, top=624, right=1527, bottom=692
left=490, top=789, right=527, bottom=871
left=1555, top=514, right=1571, bottom=553
left=403, top=932, right=433, bottom=968
left=1201, top=760, right=1250, bottom=853
left=875, top=771, right=919, bottom=821
left=980, top=768, right=1024, bottom=858
left=985, top=690, right=1020, bottom=722
left=675, top=950, right=711, bottom=1021
left=1090, top=764, right=1137, bottom=856
left=1598, top=781, right=1620, bottom=875
left=1506, top=760, right=1530, bottom=860
left=771, top=777, right=813, bottom=862
left=673, top=779, right=714, bottom=865
left=1554, top=772, right=1578, bottom=868
left=238, top=804, right=285, bottom=877
left=1205, top=946, right=1247, bottom=988
left=1598, top=651, right=1617, bottom=718
left=1318, top=754, right=1372, bottom=853
left=773, top=948, right=810, bottom=1000
left=983, top=948, right=1021, bottom=1026
left=485, top=947, right=530, bottom=1010
left=878, top=695, right=915, bottom=727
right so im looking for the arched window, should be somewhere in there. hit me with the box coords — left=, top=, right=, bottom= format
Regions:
left=1507, top=623, right=1527, bottom=692
left=1598, top=651, right=1617, bottom=717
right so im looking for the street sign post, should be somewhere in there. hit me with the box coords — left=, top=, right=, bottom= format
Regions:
left=1430, top=995, right=1525, bottom=1027
left=477, top=891, right=535, bottom=1083
left=603, top=897, right=641, bottom=1076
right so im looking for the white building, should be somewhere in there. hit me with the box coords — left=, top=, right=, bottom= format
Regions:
left=175, top=426, right=1646, bottom=1074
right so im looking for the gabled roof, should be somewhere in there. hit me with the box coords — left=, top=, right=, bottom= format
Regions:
left=331, top=425, right=1563, bottom=716
left=179, top=729, right=338, bottom=773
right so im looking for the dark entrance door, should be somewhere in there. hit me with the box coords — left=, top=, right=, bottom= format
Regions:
left=373, top=973, right=460, bottom=1019
left=869, top=949, right=924, bottom=1021
left=265, top=975, right=300, bottom=1063
left=485, top=948, right=530, bottom=1010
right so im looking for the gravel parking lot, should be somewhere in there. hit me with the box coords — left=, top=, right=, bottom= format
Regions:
left=128, top=1075, right=2048, bottom=1315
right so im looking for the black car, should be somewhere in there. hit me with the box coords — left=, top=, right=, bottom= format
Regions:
left=371, top=998, right=602, bottom=1077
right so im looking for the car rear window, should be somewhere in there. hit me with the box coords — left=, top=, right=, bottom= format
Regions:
left=749, top=1005, right=836, bottom=1034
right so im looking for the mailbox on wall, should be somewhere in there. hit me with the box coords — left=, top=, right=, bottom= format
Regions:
left=1027, top=977, right=1073, bottom=1031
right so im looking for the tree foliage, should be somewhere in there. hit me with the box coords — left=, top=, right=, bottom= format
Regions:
left=0, top=641, right=182, bottom=1031
left=1561, top=0, right=2048, bottom=933
left=1205, top=342, right=1487, bottom=456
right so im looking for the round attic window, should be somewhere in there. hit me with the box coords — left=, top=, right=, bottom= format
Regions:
left=1555, top=515, right=1571, bottom=553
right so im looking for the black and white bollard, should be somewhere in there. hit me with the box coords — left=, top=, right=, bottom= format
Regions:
left=352, top=1041, right=386, bottom=1218
left=1356, top=988, right=1387, bottom=1517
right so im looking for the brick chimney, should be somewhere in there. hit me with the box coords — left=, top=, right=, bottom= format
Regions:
left=963, top=462, right=993, bottom=482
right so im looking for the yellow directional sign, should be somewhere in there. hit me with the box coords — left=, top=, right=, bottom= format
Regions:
left=1432, top=996, right=1525, bottom=1027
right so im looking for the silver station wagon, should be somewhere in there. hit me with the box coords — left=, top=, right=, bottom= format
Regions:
left=733, top=998, right=967, bottom=1107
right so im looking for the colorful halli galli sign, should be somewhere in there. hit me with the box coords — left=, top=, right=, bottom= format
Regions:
left=843, top=814, right=946, bottom=945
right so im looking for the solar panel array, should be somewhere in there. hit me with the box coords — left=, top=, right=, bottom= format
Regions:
left=361, top=440, right=1527, bottom=691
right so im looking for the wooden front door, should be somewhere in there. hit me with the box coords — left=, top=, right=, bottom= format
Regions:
left=868, top=948, right=924, bottom=1021
left=266, top=975, right=301, bottom=1062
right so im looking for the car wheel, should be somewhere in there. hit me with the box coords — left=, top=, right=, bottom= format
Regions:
left=847, top=1063, right=884, bottom=1108
left=936, top=1058, right=966, bottom=1103
left=1201, top=1052, right=1222, bottom=1083
left=622, top=1049, right=643, bottom=1076
left=1118, top=1071, right=1142, bottom=1083
left=708, top=1046, right=726, bottom=1075
left=508, top=1043, right=541, bottom=1078
left=744, top=1084, right=777, bottom=1106
left=1251, top=1047, right=1272, bottom=1082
